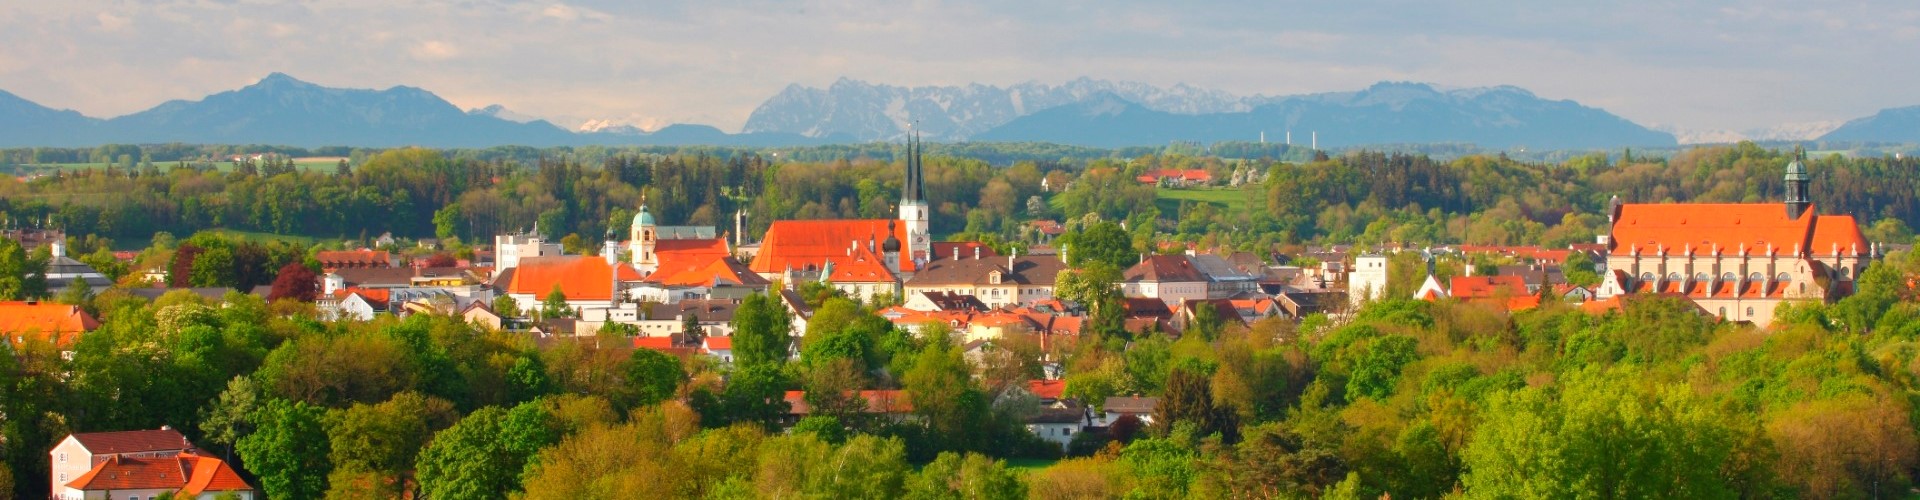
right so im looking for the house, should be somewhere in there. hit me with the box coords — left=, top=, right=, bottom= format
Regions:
left=48, top=427, right=197, bottom=499
left=902, top=291, right=989, bottom=313
left=493, top=232, right=564, bottom=271
left=1026, top=404, right=1092, bottom=452
left=320, top=289, right=389, bottom=321
left=461, top=302, right=504, bottom=330
left=1, top=301, right=100, bottom=354
left=1597, top=156, right=1873, bottom=326
left=59, top=453, right=254, bottom=500
left=1187, top=253, right=1261, bottom=298
left=1496, top=264, right=1567, bottom=294
left=1276, top=289, right=1347, bottom=319
left=780, top=390, right=916, bottom=426
left=1135, top=169, right=1213, bottom=186
left=504, top=256, right=644, bottom=320
left=1096, top=396, right=1159, bottom=427
left=1122, top=255, right=1210, bottom=306
left=903, top=251, right=1066, bottom=309
left=1348, top=254, right=1389, bottom=306
left=1420, top=275, right=1541, bottom=312
left=703, top=336, right=734, bottom=364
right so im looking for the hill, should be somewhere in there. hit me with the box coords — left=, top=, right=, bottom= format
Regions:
left=1818, top=105, right=1920, bottom=143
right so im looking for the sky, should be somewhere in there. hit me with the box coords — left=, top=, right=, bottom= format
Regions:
left=2, top=0, right=1918, bottom=135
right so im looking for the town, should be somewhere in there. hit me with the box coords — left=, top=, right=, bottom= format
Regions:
left=1, top=136, right=1915, bottom=499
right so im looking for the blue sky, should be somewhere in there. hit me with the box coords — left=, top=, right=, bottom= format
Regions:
left=3, top=0, right=1917, bottom=134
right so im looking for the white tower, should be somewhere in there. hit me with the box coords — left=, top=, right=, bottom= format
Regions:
left=899, top=130, right=931, bottom=261
left=629, top=196, right=658, bottom=276
left=1349, top=254, right=1389, bottom=307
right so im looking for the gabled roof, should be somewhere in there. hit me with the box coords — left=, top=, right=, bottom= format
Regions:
left=1027, top=379, right=1067, bottom=401
left=651, top=256, right=770, bottom=288
left=645, top=238, right=734, bottom=281
left=66, top=453, right=250, bottom=493
left=750, top=219, right=917, bottom=274
left=782, top=390, right=913, bottom=415
left=506, top=256, right=643, bottom=300
left=1122, top=298, right=1174, bottom=319
left=1611, top=203, right=1818, bottom=256
left=1124, top=255, right=1208, bottom=283
left=931, top=241, right=998, bottom=262
left=1104, top=396, right=1159, bottom=414
left=315, top=250, right=392, bottom=268
left=68, top=428, right=192, bottom=455
left=906, top=254, right=1067, bottom=287
left=0, top=301, right=99, bottom=347
left=1448, top=276, right=1530, bottom=299
left=332, top=267, right=418, bottom=288
left=1810, top=215, right=1870, bottom=256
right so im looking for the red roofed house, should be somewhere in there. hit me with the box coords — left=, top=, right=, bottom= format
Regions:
left=625, top=201, right=769, bottom=304
left=60, top=452, right=254, bottom=500
left=751, top=134, right=935, bottom=299
left=1136, top=169, right=1213, bottom=186
left=314, top=249, right=394, bottom=269
left=1, top=301, right=100, bottom=354
left=1595, top=156, right=1874, bottom=326
left=1123, top=255, right=1210, bottom=306
left=49, top=427, right=205, bottom=499
left=505, top=256, right=644, bottom=318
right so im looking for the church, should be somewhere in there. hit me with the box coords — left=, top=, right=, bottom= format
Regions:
left=749, top=132, right=935, bottom=299
left=1595, top=154, right=1877, bottom=326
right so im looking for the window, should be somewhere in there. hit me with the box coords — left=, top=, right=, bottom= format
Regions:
left=1693, top=272, right=1708, bottom=281
left=1719, top=307, right=1727, bottom=318
left=1640, top=272, right=1654, bottom=281
left=1749, top=272, right=1764, bottom=281
left=1746, top=307, right=1756, bottom=318
left=1667, top=272, right=1681, bottom=281
left=1721, top=272, right=1736, bottom=281
left=59, top=452, right=65, bottom=463
left=1777, top=273, right=1791, bottom=282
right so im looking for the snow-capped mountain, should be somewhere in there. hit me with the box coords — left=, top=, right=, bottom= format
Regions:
left=742, top=77, right=1270, bottom=141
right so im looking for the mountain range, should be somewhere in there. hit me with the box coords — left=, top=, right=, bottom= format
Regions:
left=0, top=74, right=1914, bottom=149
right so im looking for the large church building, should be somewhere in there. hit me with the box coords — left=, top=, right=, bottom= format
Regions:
left=1595, top=155, right=1875, bottom=326
left=749, top=132, right=934, bottom=298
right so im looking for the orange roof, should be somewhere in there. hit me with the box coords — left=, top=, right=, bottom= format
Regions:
left=703, top=336, right=732, bottom=351
left=826, top=244, right=900, bottom=283
left=632, top=336, right=675, bottom=351
left=750, top=219, right=917, bottom=274
left=507, top=256, right=643, bottom=300
left=783, top=390, right=913, bottom=415
left=651, top=256, right=770, bottom=288
left=1580, top=296, right=1625, bottom=314
left=1611, top=203, right=1818, bottom=257
left=644, top=238, right=733, bottom=279
left=1810, top=215, right=1870, bottom=257
left=315, top=250, right=391, bottom=268
left=67, top=453, right=250, bottom=494
left=1136, top=169, right=1212, bottom=183
left=334, top=288, right=391, bottom=305
left=1448, top=276, right=1529, bottom=299
left=0, top=301, right=98, bottom=348
left=1028, top=379, right=1066, bottom=400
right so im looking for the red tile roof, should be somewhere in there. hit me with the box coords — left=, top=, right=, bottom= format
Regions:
left=750, top=219, right=918, bottom=275
left=651, top=257, right=771, bottom=288
left=507, top=256, right=643, bottom=301
left=703, top=336, right=732, bottom=351
left=1811, top=215, right=1870, bottom=256
left=1125, top=255, right=1207, bottom=283
left=1448, top=276, right=1530, bottom=299
left=66, top=453, right=249, bottom=494
left=1135, top=169, right=1212, bottom=184
left=1028, top=379, right=1066, bottom=400
left=315, top=250, right=392, bottom=268
left=782, top=390, right=913, bottom=415
left=644, top=238, right=734, bottom=281
left=632, top=336, right=676, bottom=351
left=69, top=428, right=193, bottom=455
left=0, top=301, right=99, bottom=348
left=1611, top=203, right=1819, bottom=256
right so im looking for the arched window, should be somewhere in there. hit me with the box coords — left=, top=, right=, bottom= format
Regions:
left=1640, top=272, right=1654, bottom=281
left=1746, top=307, right=1756, bottom=317
left=1721, top=272, right=1736, bottom=281
left=1667, top=272, right=1681, bottom=281
left=1840, top=268, right=1851, bottom=278
left=1693, top=272, right=1708, bottom=281
left=1718, top=307, right=1727, bottom=318
left=1776, top=272, right=1791, bottom=282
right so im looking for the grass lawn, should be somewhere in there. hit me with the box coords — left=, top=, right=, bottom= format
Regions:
left=1155, top=186, right=1254, bottom=215
left=1003, top=457, right=1060, bottom=471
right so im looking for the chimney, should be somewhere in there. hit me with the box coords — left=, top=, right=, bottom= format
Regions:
left=1009, top=248, right=1017, bottom=269
left=953, top=246, right=960, bottom=261
left=50, top=241, right=64, bottom=259
left=974, top=246, right=981, bottom=260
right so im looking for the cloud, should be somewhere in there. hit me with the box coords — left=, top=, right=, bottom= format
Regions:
left=1, top=0, right=1918, bottom=133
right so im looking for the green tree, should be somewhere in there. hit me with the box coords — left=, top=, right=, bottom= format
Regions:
left=416, top=402, right=559, bottom=500
left=1064, top=221, right=1134, bottom=269
left=1153, top=366, right=1236, bottom=441
left=492, top=294, right=521, bottom=318
left=540, top=284, right=572, bottom=319
left=433, top=204, right=463, bottom=241
left=1188, top=301, right=1224, bottom=341
left=326, top=392, right=456, bottom=498
left=236, top=398, right=333, bottom=500
left=906, top=452, right=1027, bottom=500
left=190, top=246, right=238, bottom=288
left=730, top=292, right=792, bottom=368
left=619, top=348, right=686, bottom=410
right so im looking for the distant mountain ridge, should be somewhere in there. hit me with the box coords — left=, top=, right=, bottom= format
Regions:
left=971, top=82, right=1678, bottom=149
left=745, top=78, right=1679, bottom=149
left=0, top=73, right=828, bottom=148
left=1819, top=105, right=1920, bottom=143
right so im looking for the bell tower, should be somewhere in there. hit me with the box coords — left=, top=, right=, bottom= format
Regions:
left=630, top=195, right=658, bottom=275
left=899, top=129, right=931, bottom=261
left=1784, top=150, right=1811, bottom=219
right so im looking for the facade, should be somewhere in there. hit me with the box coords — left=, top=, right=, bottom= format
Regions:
left=59, top=453, right=254, bottom=500
left=903, top=252, right=1067, bottom=309
left=493, top=232, right=564, bottom=271
left=1348, top=254, right=1389, bottom=306
left=1597, top=157, right=1872, bottom=327
left=49, top=427, right=197, bottom=500
left=1121, top=255, right=1210, bottom=306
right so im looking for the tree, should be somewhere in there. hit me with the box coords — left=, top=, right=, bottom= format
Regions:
left=236, top=398, right=332, bottom=500
left=0, top=238, right=41, bottom=299
left=682, top=312, right=705, bottom=345
left=903, top=332, right=990, bottom=451
left=416, top=402, right=558, bottom=499
left=200, top=377, right=262, bottom=460
left=1152, top=366, right=1236, bottom=441
left=492, top=295, right=521, bottom=318
left=730, top=292, right=792, bottom=368
left=266, top=261, right=319, bottom=302
left=540, top=284, right=572, bottom=319
left=619, top=348, right=686, bottom=410
left=1064, top=221, right=1134, bottom=269
left=433, top=204, right=463, bottom=241
left=1188, top=301, right=1224, bottom=341
left=190, top=246, right=237, bottom=288
left=906, top=452, right=1028, bottom=500
left=326, top=392, right=457, bottom=498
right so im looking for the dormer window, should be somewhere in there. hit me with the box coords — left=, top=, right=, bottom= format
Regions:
left=988, top=271, right=1002, bottom=284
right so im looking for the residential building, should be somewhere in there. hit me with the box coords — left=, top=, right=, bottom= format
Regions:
left=48, top=427, right=196, bottom=499
left=493, top=231, right=564, bottom=271
left=903, top=251, right=1066, bottom=309
left=1121, top=255, right=1209, bottom=306
left=59, top=453, right=254, bottom=500
left=314, top=249, right=394, bottom=269
left=2, top=301, right=99, bottom=355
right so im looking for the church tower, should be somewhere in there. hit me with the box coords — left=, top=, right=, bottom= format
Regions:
left=1784, top=151, right=1811, bottom=219
left=899, top=130, right=931, bottom=262
left=630, top=196, right=658, bottom=276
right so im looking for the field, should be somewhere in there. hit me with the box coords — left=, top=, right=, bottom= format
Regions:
left=1155, top=186, right=1254, bottom=215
